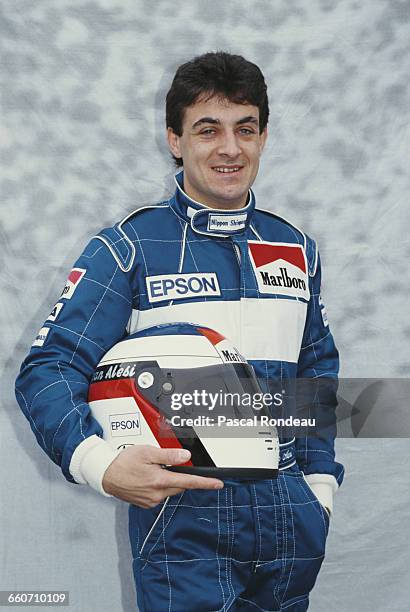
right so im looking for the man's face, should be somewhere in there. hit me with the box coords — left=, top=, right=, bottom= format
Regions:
left=167, top=96, right=267, bottom=210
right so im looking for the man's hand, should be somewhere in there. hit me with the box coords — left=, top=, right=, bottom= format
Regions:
left=102, top=445, right=224, bottom=508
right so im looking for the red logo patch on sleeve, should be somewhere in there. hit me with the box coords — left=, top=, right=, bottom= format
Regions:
left=61, top=268, right=86, bottom=300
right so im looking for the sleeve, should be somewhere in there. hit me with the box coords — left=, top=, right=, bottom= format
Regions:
left=15, top=235, right=134, bottom=492
left=294, top=243, right=344, bottom=508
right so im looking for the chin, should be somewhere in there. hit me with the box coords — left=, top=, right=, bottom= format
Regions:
left=216, top=194, right=247, bottom=208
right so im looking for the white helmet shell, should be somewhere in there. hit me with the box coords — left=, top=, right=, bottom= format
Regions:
left=88, top=323, right=279, bottom=479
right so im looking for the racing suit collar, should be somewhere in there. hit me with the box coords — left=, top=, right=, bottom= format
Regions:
left=171, top=170, right=255, bottom=237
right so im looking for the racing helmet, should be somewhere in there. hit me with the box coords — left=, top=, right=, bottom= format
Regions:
left=88, top=323, right=279, bottom=480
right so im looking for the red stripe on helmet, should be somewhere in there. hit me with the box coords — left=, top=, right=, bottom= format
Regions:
left=196, top=326, right=226, bottom=346
left=88, top=379, right=192, bottom=464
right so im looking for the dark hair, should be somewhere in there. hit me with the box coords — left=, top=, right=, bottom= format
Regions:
left=166, top=51, right=269, bottom=166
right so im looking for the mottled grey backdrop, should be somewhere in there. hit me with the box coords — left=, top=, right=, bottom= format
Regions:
left=1, top=1, right=410, bottom=610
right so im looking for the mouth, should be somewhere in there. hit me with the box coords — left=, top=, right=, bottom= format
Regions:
left=211, top=165, right=243, bottom=174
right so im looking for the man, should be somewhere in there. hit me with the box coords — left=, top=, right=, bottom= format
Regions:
left=16, top=52, right=344, bottom=611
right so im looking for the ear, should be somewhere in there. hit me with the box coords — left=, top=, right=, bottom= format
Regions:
left=167, top=128, right=182, bottom=160
left=259, top=127, right=268, bottom=154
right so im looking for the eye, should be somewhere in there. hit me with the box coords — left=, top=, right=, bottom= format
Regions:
left=239, top=128, right=255, bottom=135
left=200, top=128, right=216, bottom=135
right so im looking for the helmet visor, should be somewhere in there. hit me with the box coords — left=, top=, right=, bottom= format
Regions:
left=133, top=361, right=271, bottom=422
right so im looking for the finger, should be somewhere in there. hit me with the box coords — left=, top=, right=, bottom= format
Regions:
left=162, top=472, right=224, bottom=491
left=144, top=446, right=191, bottom=466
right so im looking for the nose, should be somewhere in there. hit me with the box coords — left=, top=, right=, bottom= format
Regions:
left=216, top=130, right=241, bottom=158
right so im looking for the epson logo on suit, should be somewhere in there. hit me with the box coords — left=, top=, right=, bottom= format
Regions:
left=146, top=273, right=221, bottom=303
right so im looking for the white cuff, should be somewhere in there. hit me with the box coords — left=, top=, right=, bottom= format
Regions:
left=304, top=473, right=339, bottom=516
left=69, top=435, right=121, bottom=497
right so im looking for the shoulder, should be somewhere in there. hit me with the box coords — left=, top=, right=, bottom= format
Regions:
left=94, top=200, right=173, bottom=272
left=253, top=207, right=318, bottom=277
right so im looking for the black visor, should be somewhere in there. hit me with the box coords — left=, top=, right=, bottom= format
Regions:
left=133, top=361, right=272, bottom=421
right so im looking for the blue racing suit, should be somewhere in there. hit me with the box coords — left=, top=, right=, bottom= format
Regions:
left=16, top=171, right=344, bottom=611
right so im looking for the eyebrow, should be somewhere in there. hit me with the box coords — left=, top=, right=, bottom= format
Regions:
left=191, top=116, right=259, bottom=129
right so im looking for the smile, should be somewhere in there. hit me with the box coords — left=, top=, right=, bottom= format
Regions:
left=212, top=166, right=242, bottom=173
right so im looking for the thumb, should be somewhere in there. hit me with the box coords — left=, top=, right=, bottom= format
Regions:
left=146, top=446, right=191, bottom=466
